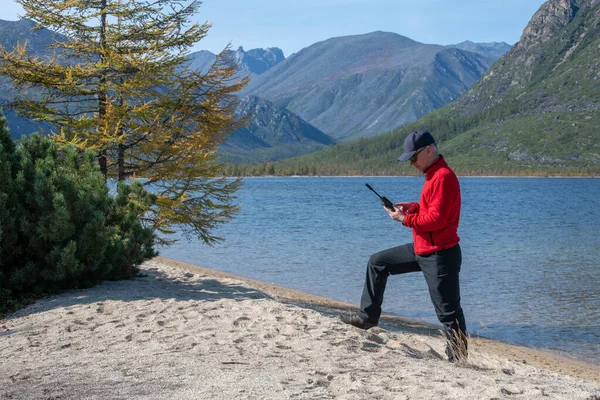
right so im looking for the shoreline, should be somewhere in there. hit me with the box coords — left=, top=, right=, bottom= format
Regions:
left=1, top=256, right=599, bottom=399
left=158, top=257, right=600, bottom=382
left=228, top=175, right=600, bottom=179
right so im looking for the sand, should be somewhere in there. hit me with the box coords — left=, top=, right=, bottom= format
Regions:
left=1, top=256, right=599, bottom=400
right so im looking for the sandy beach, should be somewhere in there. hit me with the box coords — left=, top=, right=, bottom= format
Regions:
left=1, top=257, right=599, bottom=400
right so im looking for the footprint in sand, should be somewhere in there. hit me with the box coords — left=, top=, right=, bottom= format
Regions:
left=233, top=316, right=251, bottom=327
left=360, top=341, right=382, bottom=352
left=500, top=387, right=525, bottom=396
left=364, top=331, right=388, bottom=345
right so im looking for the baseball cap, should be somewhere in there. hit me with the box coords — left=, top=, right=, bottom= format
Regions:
left=397, top=130, right=436, bottom=162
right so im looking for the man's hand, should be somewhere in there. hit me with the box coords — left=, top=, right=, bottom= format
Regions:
left=396, top=202, right=417, bottom=214
left=384, top=205, right=406, bottom=223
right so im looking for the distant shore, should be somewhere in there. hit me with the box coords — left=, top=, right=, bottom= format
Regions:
left=1, top=256, right=598, bottom=399
left=225, top=174, right=600, bottom=179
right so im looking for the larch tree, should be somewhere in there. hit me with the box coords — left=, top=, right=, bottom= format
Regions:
left=0, top=0, right=248, bottom=245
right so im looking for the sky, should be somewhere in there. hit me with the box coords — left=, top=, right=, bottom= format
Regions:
left=3, top=0, right=547, bottom=57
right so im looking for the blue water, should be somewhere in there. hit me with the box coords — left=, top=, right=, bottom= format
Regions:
left=160, top=177, right=600, bottom=364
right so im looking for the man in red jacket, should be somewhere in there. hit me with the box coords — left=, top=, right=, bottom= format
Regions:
left=341, top=129, right=467, bottom=362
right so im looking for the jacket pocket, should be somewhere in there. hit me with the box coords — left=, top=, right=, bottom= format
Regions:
left=429, top=232, right=435, bottom=247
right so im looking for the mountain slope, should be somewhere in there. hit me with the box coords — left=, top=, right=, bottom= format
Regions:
left=230, top=0, right=600, bottom=176
left=0, top=19, right=61, bottom=139
left=0, top=19, right=59, bottom=56
left=242, top=31, right=493, bottom=141
left=457, top=0, right=600, bottom=114
left=0, top=19, right=318, bottom=162
left=219, top=96, right=335, bottom=164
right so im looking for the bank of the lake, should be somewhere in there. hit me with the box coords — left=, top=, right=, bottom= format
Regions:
left=161, top=176, right=600, bottom=365
left=1, top=258, right=599, bottom=400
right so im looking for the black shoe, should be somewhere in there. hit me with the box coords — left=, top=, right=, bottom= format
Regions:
left=340, top=314, right=377, bottom=330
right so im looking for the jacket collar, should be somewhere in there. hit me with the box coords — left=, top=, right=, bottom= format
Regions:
left=424, top=155, right=447, bottom=177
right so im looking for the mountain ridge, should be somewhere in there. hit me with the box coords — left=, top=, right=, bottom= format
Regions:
left=0, top=18, right=326, bottom=161
left=1, top=19, right=509, bottom=163
left=185, top=46, right=285, bottom=76
left=242, top=31, right=501, bottom=141
left=227, top=0, right=600, bottom=175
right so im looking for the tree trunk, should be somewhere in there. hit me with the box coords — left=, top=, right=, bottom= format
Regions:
left=98, top=0, right=108, bottom=179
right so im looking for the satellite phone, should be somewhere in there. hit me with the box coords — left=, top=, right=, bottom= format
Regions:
left=365, top=183, right=395, bottom=211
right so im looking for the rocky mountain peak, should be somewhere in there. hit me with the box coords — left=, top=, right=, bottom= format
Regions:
left=517, top=0, right=599, bottom=48
left=457, top=0, right=600, bottom=113
left=185, top=46, right=285, bottom=76
left=233, top=46, right=285, bottom=75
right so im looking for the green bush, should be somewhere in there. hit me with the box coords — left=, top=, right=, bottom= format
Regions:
left=0, top=110, right=157, bottom=314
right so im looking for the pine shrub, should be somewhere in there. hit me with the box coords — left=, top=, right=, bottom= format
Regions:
left=0, top=110, right=157, bottom=314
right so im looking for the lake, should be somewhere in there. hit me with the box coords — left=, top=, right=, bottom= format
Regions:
left=160, top=176, right=600, bottom=364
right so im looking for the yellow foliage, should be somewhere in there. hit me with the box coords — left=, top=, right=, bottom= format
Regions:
left=0, top=0, right=248, bottom=245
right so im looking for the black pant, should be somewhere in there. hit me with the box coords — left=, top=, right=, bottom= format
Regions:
left=358, top=243, right=466, bottom=338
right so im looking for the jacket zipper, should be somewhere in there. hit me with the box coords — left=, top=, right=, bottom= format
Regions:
left=430, top=232, right=435, bottom=247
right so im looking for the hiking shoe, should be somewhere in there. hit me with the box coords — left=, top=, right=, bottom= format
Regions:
left=340, top=314, right=377, bottom=330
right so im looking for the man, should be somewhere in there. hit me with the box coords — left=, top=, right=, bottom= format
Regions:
left=341, top=129, right=467, bottom=362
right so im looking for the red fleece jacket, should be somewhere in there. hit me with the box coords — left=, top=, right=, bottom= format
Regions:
left=402, top=156, right=461, bottom=255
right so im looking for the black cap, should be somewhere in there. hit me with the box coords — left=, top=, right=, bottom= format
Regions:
left=397, top=130, right=436, bottom=161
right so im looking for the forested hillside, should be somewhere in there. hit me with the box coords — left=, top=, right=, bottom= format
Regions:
left=226, top=0, right=600, bottom=176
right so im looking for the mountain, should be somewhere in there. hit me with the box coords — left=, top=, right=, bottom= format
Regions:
left=241, top=31, right=493, bottom=141
left=0, top=19, right=60, bottom=139
left=447, top=41, right=512, bottom=62
left=230, top=0, right=600, bottom=176
left=0, top=19, right=59, bottom=56
left=0, top=19, right=304, bottom=159
left=184, top=50, right=218, bottom=74
left=186, top=46, right=284, bottom=75
left=457, top=0, right=600, bottom=114
left=234, top=47, right=285, bottom=75
left=0, top=20, right=519, bottom=167
left=219, top=96, right=335, bottom=164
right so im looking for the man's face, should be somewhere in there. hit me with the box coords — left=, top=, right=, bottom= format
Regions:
left=409, top=146, right=429, bottom=173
